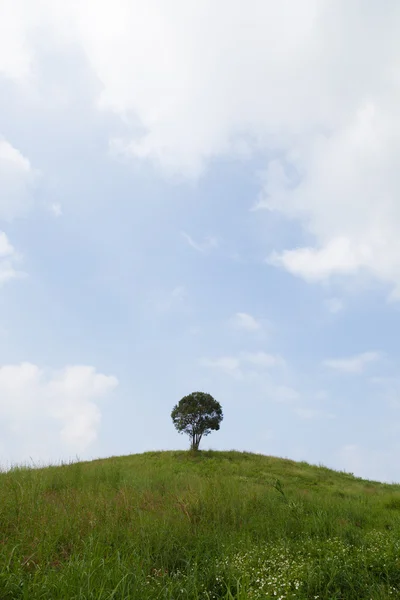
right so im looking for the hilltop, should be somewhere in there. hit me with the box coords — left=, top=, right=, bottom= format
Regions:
left=1, top=450, right=400, bottom=599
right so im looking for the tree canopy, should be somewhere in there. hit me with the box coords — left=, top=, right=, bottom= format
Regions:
left=171, top=391, right=223, bottom=451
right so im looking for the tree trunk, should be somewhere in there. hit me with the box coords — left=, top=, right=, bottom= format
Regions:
left=190, top=432, right=202, bottom=451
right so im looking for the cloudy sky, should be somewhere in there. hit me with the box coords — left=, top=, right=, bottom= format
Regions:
left=1, top=0, right=400, bottom=482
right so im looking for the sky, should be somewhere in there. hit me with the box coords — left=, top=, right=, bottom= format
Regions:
left=1, top=0, right=400, bottom=482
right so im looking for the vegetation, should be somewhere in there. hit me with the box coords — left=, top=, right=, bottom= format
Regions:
left=1, top=450, right=400, bottom=598
left=171, top=392, right=223, bottom=450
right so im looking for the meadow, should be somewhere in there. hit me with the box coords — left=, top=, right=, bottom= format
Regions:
left=1, top=450, right=400, bottom=599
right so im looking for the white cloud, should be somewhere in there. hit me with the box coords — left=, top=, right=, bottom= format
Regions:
left=0, top=1, right=35, bottom=82
left=269, top=238, right=363, bottom=283
left=323, top=351, right=381, bottom=374
left=0, top=138, right=31, bottom=169
left=0, top=362, right=118, bottom=466
left=181, top=232, right=218, bottom=253
left=0, top=138, right=36, bottom=285
left=0, top=231, right=24, bottom=285
left=0, top=137, right=37, bottom=220
left=263, top=99, right=400, bottom=298
left=0, top=231, right=16, bottom=258
left=3, top=2, right=400, bottom=295
left=0, top=1, right=391, bottom=173
left=232, top=312, right=261, bottom=332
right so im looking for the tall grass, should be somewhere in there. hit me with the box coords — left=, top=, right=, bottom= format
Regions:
left=0, top=450, right=399, bottom=598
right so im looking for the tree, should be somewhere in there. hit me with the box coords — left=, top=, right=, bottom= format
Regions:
left=171, top=391, right=223, bottom=451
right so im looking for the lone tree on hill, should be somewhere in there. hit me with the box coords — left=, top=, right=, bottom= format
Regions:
left=171, top=391, right=223, bottom=451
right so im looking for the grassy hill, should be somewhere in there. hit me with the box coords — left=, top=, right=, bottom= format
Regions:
left=1, top=450, right=400, bottom=599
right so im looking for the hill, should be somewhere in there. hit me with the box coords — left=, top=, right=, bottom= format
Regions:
left=1, top=450, right=400, bottom=599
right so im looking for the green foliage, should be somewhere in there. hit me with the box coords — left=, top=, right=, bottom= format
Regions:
left=0, top=450, right=400, bottom=598
left=171, top=392, right=223, bottom=450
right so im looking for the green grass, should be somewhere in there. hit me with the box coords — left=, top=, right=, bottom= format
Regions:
left=1, top=450, right=400, bottom=598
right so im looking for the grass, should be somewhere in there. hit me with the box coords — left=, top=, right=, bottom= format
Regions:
left=1, top=450, right=400, bottom=598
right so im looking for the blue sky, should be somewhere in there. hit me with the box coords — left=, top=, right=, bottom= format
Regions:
left=1, top=0, right=400, bottom=482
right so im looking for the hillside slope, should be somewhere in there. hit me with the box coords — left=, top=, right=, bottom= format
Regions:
left=1, top=450, right=400, bottom=599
